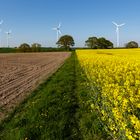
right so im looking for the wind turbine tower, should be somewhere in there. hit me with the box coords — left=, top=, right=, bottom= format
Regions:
left=112, top=21, right=125, bottom=47
left=52, top=23, right=62, bottom=41
left=0, top=20, right=3, bottom=48
left=5, top=30, right=12, bottom=48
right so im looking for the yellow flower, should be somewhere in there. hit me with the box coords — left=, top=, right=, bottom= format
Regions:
left=76, top=49, right=140, bottom=139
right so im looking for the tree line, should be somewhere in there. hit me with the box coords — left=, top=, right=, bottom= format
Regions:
left=17, top=43, right=41, bottom=52
left=56, top=35, right=139, bottom=50
left=17, top=35, right=139, bottom=52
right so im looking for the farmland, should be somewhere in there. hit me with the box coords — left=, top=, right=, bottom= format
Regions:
left=0, top=52, right=84, bottom=140
left=0, top=52, right=71, bottom=120
left=76, top=49, right=140, bottom=140
left=0, top=49, right=140, bottom=140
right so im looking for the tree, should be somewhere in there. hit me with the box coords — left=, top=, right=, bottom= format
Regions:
left=98, top=37, right=113, bottom=49
left=85, top=36, right=113, bottom=49
left=56, top=35, right=75, bottom=50
left=85, top=37, right=98, bottom=49
left=126, top=41, right=139, bottom=48
left=18, top=43, right=31, bottom=52
left=31, top=43, right=42, bottom=52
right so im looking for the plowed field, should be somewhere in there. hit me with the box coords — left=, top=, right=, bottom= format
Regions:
left=0, top=52, right=71, bottom=120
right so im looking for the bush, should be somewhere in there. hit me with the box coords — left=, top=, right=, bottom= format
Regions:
left=18, top=43, right=31, bottom=52
left=31, top=43, right=41, bottom=52
left=126, top=41, right=139, bottom=48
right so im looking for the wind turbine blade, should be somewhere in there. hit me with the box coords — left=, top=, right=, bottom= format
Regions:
left=119, top=23, right=125, bottom=27
left=58, top=30, right=62, bottom=35
left=58, top=22, right=61, bottom=28
left=0, top=20, right=3, bottom=25
left=112, top=21, right=118, bottom=26
left=52, top=27, right=57, bottom=30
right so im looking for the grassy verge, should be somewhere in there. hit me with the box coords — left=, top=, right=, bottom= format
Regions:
left=75, top=55, right=110, bottom=140
left=0, top=47, right=69, bottom=53
left=40, top=47, right=70, bottom=52
left=0, top=52, right=109, bottom=140
left=0, top=48, right=17, bottom=53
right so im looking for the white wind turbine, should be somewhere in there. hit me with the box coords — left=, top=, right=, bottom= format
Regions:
left=5, top=30, right=12, bottom=48
left=112, top=21, right=125, bottom=47
left=52, top=23, right=62, bottom=41
left=0, top=20, right=3, bottom=48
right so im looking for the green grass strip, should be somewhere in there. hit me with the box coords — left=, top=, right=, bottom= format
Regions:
left=75, top=54, right=110, bottom=140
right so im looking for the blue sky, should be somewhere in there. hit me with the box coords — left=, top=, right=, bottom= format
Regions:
left=0, top=0, right=140, bottom=47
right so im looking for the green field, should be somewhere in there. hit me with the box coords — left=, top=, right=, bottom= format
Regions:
left=0, top=47, right=70, bottom=53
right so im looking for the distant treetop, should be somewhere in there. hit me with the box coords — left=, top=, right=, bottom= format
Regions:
left=125, top=41, right=139, bottom=48
left=56, top=35, right=75, bottom=50
left=85, top=36, right=113, bottom=49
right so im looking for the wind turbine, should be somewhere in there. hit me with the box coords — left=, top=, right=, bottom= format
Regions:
left=52, top=23, right=62, bottom=41
left=0, top=20, right=3, bottom=48
left=112, top=21, right=125, bottom=47
left=5, top=30, right=12, bottom=48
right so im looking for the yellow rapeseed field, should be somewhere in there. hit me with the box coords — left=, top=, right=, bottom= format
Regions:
left=76, top=49, right=140, bottom=140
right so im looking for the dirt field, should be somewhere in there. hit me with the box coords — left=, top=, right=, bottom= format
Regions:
left=0, top=52, right=71, bottom=120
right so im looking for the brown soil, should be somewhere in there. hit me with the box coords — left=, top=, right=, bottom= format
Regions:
left=0, top=52, right=71, bottom=121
